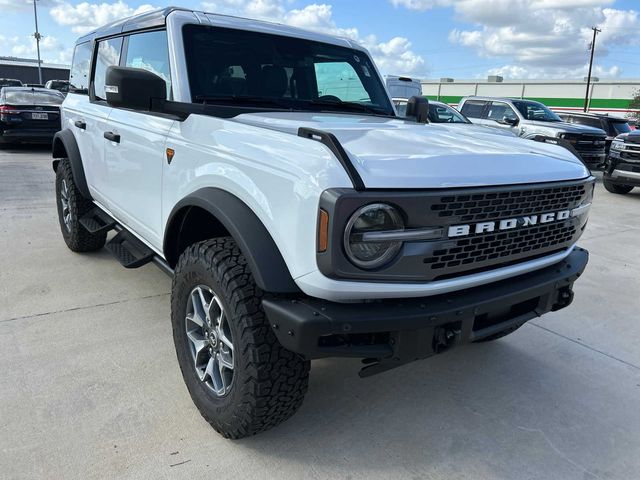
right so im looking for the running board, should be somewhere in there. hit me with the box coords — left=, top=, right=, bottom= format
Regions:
left=105, top=230, right=155, bottom=268
left=79, top=207, right=116, bottom=235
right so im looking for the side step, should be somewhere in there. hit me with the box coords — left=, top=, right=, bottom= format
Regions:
left=105, top=230, right=155, bottom=268
left=79, top=207, right=116, bottom=234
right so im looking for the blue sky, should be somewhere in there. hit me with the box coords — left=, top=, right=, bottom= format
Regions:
left=1, top=0, right=638, bottom=79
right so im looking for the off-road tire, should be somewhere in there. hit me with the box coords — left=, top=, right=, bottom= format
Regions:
left=171, top=238, right=310, bottom=439
left=603, top=176, right=633, bottom=194
left=474, top=323, right=523, bottom=343
left=55, top=159, right=107, bottom=252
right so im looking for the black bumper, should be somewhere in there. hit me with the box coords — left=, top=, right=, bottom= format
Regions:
left=605, top=155, right=640, bottom=186
left=0, top=128, right=57, bottom=144
left=263, top=248, right=588, bottom=376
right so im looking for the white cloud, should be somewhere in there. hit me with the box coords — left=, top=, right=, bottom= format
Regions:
left=0, top=34, right=73, bottom=64
left=392, top=0, right=639, bottom=79
left=200, top=1, right=426, bottom=75
left=49, top=1, right=156, bottom=35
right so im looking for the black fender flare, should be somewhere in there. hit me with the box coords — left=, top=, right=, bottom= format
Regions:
left=164, top=188, right=300, bottom=294
left=52, top=129, right=92, bottom=199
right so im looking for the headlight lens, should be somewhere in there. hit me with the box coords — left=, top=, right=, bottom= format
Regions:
left=344, top=203, right=404, bottom=269
left=610, top=140, right=624, bottom=151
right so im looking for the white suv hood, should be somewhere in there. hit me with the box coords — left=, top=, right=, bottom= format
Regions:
left=233, top=112, right=590, bottom=188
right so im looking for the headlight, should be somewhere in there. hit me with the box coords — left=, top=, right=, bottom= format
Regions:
left=610, top=140, right=624, bottom=151
left=344, top=203, right=404, bottom=269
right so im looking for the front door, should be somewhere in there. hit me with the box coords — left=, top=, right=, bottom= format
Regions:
left=101, top=30, right=174, bottom=249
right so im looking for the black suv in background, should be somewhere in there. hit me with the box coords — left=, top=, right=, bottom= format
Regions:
left=559, top=112, right=632, bottom=155
left=603, top=129, right=640, bottom=194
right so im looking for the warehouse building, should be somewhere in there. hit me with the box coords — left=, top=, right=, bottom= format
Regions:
left=422, top=76, right=640, bottom=117
left=0, top=56, right=70, bottom=84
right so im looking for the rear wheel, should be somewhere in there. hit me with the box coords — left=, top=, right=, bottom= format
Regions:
left=603, top=176, right=634, bottom=194
left=55, top=158, right=106, bottom=252
left=171, top=237, right=310, bottom=439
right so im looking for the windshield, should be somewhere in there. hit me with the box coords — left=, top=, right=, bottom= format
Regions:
left=612, top=121, right=631, bottom=135
left=182, top=25, right=394, bottom=116
left=428, top=103, right=469, bottom=123
left=512, top=100, right=562, bottom=122
left=4, top=89, right=64, bottom=105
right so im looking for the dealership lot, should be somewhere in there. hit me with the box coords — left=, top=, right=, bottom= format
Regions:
left=1, top=146, right=639, bottom=480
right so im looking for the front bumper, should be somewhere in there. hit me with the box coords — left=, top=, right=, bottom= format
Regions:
left=263, top=248, right=588, bottom=376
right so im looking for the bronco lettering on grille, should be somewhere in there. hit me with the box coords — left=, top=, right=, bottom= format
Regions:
left=448, top=210, right=571, bottom=238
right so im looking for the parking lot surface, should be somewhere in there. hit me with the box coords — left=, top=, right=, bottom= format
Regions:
left=1, top=146, right=639, bottom=480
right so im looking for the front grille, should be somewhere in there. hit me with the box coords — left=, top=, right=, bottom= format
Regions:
left=575, top=135, right=606, bottom=154
left=621, top=144, right=640, bottom=161
left=425, top=221, right=577, bottom=277
left=431, top=183, right=586, bottom=223
left=420, top=180, right=591, bottom=281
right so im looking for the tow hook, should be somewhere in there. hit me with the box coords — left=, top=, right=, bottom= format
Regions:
left=552, top=287, right=574, bottom=311
left=433, top=326, right=461, bottom=353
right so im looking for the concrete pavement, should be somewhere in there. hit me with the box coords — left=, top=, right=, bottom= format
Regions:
left=1, top=146, right=639, bottom=480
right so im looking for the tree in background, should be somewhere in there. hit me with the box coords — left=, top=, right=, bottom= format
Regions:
left=629, top=89, right=640, bottom=121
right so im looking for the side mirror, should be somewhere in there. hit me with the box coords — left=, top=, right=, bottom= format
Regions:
left=105, top=66, right=166, bottom=111
left=502, top=116, right=519, bottom=126
left=405, top=96, right=429, bottom=123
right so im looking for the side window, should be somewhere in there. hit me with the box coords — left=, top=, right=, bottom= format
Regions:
left=460, top=100, right=487, bottom=118
left=314, top=62, right=370, bottom=102
left=487, top=102, right=518, bottom=122
left=124, top=30, right=172, bottom=98
left=93, top=37, right=123, bottom=101
left=69, top=42, right=92, bottom=94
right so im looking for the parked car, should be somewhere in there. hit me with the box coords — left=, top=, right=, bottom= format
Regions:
left=602, top=129, right=640, bottom=194
left=44, top=79, right=70, bottom=94
left=0, top=78, right=23, bottom=88
left=54, top=7, right=592, bottom=439
left=0, top=87, right=64, bottom=145
left=393, top=98, right=516, bottom=137
left=558, top=112, right=632, bottom=154
left=458, top=96, right=607, bottom=168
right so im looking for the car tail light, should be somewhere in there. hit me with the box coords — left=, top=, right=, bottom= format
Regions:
left=0, top=105, right=18, bottom=113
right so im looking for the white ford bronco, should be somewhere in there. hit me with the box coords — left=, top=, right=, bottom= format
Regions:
left=53, top=7, right=593, bottom=438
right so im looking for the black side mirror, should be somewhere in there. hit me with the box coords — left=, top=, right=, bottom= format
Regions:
left=105, top=66, right=166, bottom=111
left=405, top=96, right=429, bottom=123
left=502, top=116, right=519, bottom=126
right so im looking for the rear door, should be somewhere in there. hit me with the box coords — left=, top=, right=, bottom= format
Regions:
left=101, top=30, right=174, bottom=247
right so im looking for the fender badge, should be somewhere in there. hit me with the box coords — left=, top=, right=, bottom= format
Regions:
left=166, top=148, right=175, bottom=164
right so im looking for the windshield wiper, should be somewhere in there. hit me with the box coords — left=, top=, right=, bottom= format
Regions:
left=309, top=99, right=389, bottom=116
left=194, top=95, right=292, bottom=109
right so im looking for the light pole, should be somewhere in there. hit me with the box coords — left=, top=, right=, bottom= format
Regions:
left=33, top=0, right=43, bottom=85
left=583, top=26, right=601, bottom=113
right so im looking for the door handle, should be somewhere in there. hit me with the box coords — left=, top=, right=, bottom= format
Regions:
left=103, top=131, right=120, bottom=143
left=74, top=120, right=86, bottom=130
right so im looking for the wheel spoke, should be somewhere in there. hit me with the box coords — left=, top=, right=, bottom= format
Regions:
left=204, top=356, right=215, bottom=384
left=196, top=287, right=211, bottom=324
left=185, top=312, right=203, bottom=329
left=209, top=295, right=223, bottom=325
left=218, top=349, right=233, bottom=370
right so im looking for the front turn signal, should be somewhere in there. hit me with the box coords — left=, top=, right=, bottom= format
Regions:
left=317, top=209, right=329, bottom=253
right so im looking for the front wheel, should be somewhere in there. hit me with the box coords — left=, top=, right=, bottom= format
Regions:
left=171, top=238, right=310, bottom=439
left=603, top=176, right=634, bottom=194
